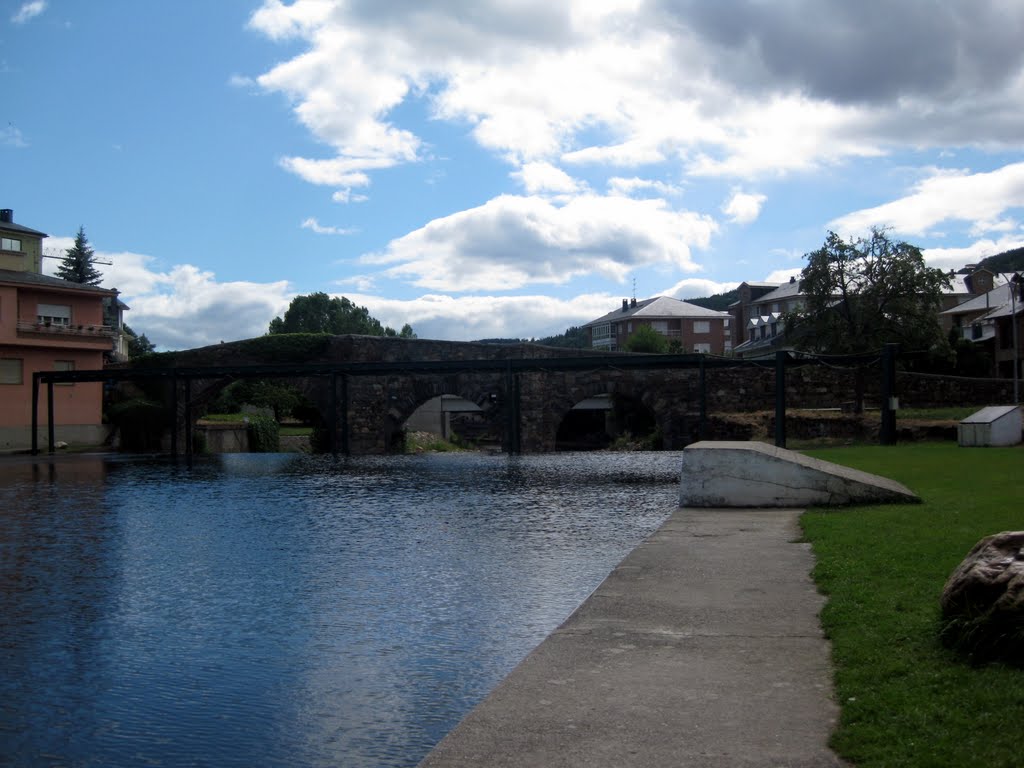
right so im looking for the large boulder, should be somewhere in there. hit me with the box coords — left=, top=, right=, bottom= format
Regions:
left=939, top=531, right=1024, bottom=663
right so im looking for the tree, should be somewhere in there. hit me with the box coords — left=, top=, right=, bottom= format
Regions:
left=624, top=324, right=668, bottom=353
left=124, top=323, right=156, bottom=358
left=784, top=229, right=951, bottom=356
left=268, top=292, right=416, bottom=337
left=56, top=226, right=103, bottom=285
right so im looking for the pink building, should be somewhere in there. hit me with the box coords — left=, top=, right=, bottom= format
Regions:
left=0, top=209, right=123, bottom=450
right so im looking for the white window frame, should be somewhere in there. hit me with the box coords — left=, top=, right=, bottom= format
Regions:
left=693, top=320, right=710, bottom=334
left=37, top=303, right=71, bottom=327
left=1, top=237, right=22, bottom=252
left=693, top=342, right=711, bottom=353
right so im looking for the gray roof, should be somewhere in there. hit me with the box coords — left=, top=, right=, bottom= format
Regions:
left=0, top=268, right=115, bottom=295
left=0, top=219, right=47, bottom=238
left=940, top=281, right=1017, bottom=316
left=584, top=296, right=730, bottom=327
left=750, top=280, right=803, bottom=303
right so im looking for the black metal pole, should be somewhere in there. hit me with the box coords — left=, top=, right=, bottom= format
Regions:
left=47, top=380, right=55, bottom=454
left=170, top=373, right=179, bottom=459
left=329, top=372, right=338, bottom=456
left=184, top=377, right=193, bottom=469
left=31, top=372, right=39, bottom=455
left=774, top=351, right=786, bottom=449
left=340, top=374, right=349, bottom=455
left=880, top=343, right=898, bottom=445
left=698, top=356, right=707, bottom=441
left=505, top=360, right=521, bottom=454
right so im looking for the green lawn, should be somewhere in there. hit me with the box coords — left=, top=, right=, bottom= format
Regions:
left=800, top=443, right=1024, bottom=767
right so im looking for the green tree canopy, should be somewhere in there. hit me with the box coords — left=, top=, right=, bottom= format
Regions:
left=624, top=324, right=668, bottom=353
left=56, top=226, right=103, bottom=285
left=124, top=323, right=156, bottom=358
left=268, top=292, right=417, bottom=338
left=784, top=229, right=951, bottom=355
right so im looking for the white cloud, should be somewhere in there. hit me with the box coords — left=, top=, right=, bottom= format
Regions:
left=228, top=73, right=257, bottom=89
left=301, top=217, right=355, bottom=235
left=923, top=237, right=1024, bottom=273
left=343, top=291, right=628, bottom=341
left=722, top=190, right=766, bottom=225
left=764, top=268, right=802, bottom=283
left=332, top=189, right=368, bottom=204
left=660, top=277, right=738, bottom=300
left=333, top=274, right=378, bottom=293
left=362, top=192, right=718, bottom=292
left=607, top=177, right=682, bottom=198
left=830, top=162, right=1024, bottom=238
left=11, top=1, right=46, bottom=24
left=1, top=125, right=28, bottom=148
left=511, top=162, right=583, bottom=195
left=43, top=239, right=291, bottom=350
left=246, top=0, right=1024, bottom=204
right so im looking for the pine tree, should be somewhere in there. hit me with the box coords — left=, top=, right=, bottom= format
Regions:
left=56, top=226, right=103, bottom=285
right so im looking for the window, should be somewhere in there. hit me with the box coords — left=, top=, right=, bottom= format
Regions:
left=37, top=303, right=71, bottom=327
left=0, top=358, right=23, bottom=385
left=54, top=360, right=75, bottom=386
left=693, top=320, right=710, bottom=334
left=591, top=323, right=612, bottom=345
left=627, top=322, right=633, bottom=333
left=1, top=237, right=22, bottom=252
left=693, top=343, right=711, bottom=353
left=650, top=320, right=668, bottom=334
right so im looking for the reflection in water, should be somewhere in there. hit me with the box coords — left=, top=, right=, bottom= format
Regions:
left=0, top=451, right=680, bottom=767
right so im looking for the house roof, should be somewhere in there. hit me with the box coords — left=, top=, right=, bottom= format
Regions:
left=940, top=280, right=1017, bottom=317
left=750, top=279, right=803, bottom=304
left=584, top=296, right=730, bottom=327
left=0, top=268, right=116, bottom=296
left=0, top=219, right=47, bottom=238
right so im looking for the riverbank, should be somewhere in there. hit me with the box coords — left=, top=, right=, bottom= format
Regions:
left=802, top=443, right=1024, bottom=767
left=420, top=506, right=844, bottom=767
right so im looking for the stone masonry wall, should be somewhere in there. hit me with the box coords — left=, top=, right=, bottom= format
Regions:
left=151, top=336, right=1019, bottom=454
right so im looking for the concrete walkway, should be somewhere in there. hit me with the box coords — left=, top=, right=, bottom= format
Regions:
left=419, top=507, right=845, bottom=768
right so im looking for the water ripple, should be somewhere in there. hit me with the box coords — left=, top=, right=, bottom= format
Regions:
left=0, top=451, right=679, bottom=767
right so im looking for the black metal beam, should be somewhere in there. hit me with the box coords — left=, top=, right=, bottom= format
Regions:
left=47, top=380, right=55, bottom=454
left=31, top=351, right=856, bottom=387
left=31, top=372, right=39, bottom=455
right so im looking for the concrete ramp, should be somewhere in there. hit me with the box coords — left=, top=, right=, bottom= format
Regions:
left=680, top=440, right=919, bottom=507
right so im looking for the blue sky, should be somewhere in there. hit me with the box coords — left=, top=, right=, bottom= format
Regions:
left=4, top=0, right=1024, bottom=349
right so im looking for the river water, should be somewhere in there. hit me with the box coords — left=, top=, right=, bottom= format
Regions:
left=1, top=451, right=681, bottom=767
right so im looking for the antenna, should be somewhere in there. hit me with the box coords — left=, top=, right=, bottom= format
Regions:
left=41, top=247, right=112, bottom=265
left=632, top=277, right=636, bottom=301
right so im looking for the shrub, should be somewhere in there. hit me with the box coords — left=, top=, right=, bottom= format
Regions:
left=246, top=414, right=280, bottom=453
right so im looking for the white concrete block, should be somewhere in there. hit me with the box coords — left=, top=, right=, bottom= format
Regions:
left=679, top=441, right=919, bottom=508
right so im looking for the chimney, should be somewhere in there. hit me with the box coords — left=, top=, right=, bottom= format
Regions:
left=630, top=297, right=637, bottom=308
left=789, top=275, right=796, bottom=283
left=0, top=209, right=12, bottom=223
left=622, top=299, right=629, bottom=312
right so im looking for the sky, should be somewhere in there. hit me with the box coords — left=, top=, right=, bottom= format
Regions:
left=4, top=0, right=1024, bottom=350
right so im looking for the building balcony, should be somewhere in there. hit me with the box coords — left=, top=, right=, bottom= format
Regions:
left=17, top=321, right=116, bottom=340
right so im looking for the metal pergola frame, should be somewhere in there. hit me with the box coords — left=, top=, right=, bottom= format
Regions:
left=31, top=346, right=899, bottom=460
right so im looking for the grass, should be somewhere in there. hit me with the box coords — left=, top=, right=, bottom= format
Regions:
left=403, top=430, right=466, bottom=453
left=279, top=425, right=313, bottom=437
left=199, top=412, right=246, bottom=423
left=800, top=442, right=1024, bottom=767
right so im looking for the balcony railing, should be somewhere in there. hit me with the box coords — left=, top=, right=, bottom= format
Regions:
left=17, top=321, right=116, bottom=339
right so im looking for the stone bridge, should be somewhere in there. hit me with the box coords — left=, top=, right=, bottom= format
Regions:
left=32, top=333, right=1018, bottom=456
left=93, top=334, right=1014, bottom=456
left=151, top=335, right=733, bottom=454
